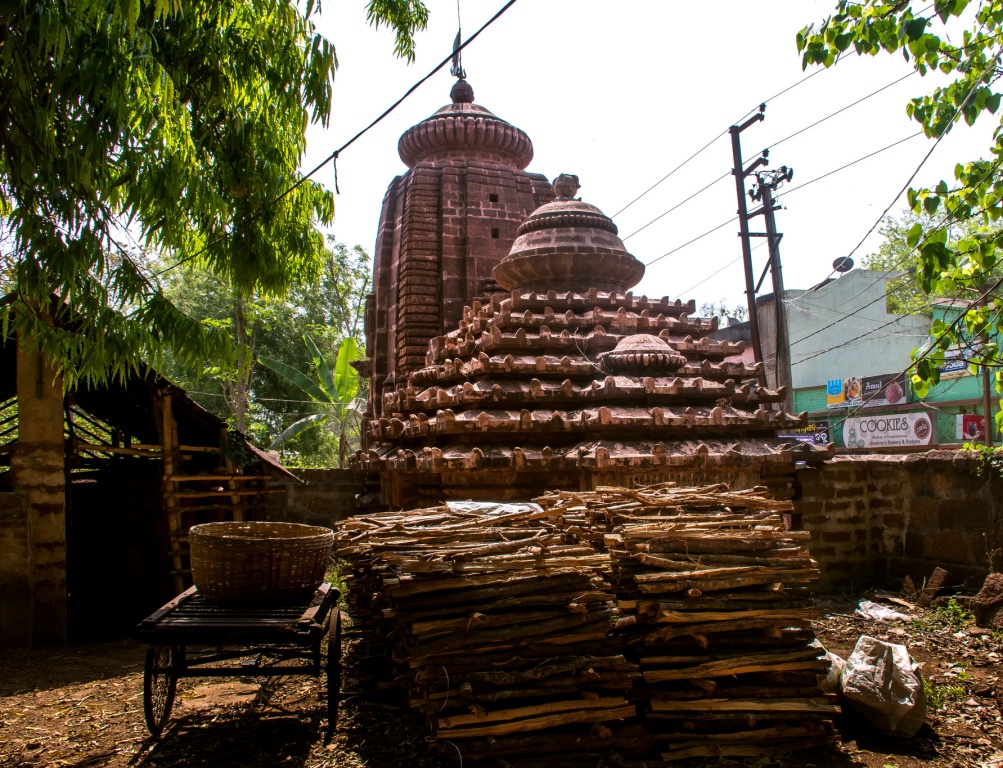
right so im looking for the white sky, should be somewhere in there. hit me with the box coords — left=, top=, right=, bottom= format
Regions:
left=303, top=0, right=998, bottom=313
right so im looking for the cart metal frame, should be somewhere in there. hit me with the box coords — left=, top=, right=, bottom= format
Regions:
left=134, top=582, right=341, bottom=738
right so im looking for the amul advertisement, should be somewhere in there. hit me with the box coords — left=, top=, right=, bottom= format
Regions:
left=826, top=373, right=906, bottom=409
left=842, top=412, right=934, bottom=449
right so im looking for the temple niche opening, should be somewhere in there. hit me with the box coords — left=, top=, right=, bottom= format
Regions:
left=354, top=88, right=831, bottom=509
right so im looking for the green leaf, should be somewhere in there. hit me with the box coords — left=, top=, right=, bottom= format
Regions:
left=334, top=337, right=361, bottom=405
left=269, top=413, right=328, bottom=448
left=258, top=356, right=331, bottom=403
left=125, top=0, right=139, bottom=34
left=911, top=374, right=931, bottom=398
left=906, top=222, right=924, bottom=248
left=303, top=332, right=335, bottom=400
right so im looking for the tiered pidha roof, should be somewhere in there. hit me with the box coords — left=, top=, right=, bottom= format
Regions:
left=356, top=176, right=831, bottom=504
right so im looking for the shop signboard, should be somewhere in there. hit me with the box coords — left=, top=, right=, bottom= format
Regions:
left=826, top=379, right=846, bottom=408
left=842, top=412, right=934, bottom=449
left=956, top=414, right=986, bottom=441
left=859, top=373, right=907, bottom=408
left=777, top=422, right=830, bottom=445
left=826, top=373, right=906, bottom=408
left=940, top=347, right=977, bottom=378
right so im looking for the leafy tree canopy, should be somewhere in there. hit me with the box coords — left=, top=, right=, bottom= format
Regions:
left=862, top=211, right=1002, bottom=315
left=0, top=0, right=426, bottom=388
left=157, top=242, right=371, bottom=465
left=700, top=300, right=748, bottom=327
left=799, top=1, right=1003, bottom=416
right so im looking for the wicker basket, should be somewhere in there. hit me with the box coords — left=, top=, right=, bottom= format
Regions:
left=189, top=521, right=335, bottom=605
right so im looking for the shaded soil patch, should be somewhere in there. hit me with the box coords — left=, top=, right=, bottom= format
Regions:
left=0, top=597, right=1000, bottom=767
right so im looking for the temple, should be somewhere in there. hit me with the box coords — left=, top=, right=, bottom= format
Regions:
left=355, top=84, right=831, bottom=508
left=363, top=80, right=553, bottom=420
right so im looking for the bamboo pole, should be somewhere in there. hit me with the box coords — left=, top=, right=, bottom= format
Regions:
left=73, top=442, right=161, bottom=457
left=165, top=474, right=271, bottom=482
left=220, top=427, right=243, bottom=522
left=159, top=391, right=186, bottom=594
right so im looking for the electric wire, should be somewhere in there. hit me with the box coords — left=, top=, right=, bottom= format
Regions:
left=672, top=240, right=769, bottom=303
left=151, top=0, right=520, bottom=280
left=777, top=42, right=1003, bottom=352
left=764, top=71, right=917, bottom=153
left=621, top=172, right=730, bottom=241
left=610, top=64, right=833, bottom=219
left=644, top=132, right=930, bottom=271
left=623, top=79, right=919, bottom=250
left=643, top=217, right=736, bottom=268
left=777, top=133, right=922, bottom=199
left=784, top=157, right=1003, bottom=351
left=610, top=132, right=730, bottom=219
left=823, top=274, right=1003, bottom=435
left=814, top=34, right=999, bottom=286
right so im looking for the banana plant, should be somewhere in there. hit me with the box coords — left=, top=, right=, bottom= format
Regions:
left=259, top=335, right=364, bottom=467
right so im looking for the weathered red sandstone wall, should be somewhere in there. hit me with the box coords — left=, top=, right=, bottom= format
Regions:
left=368, top=161, right=552, bottom=420
left=796, top=451, right=1003, bottom=593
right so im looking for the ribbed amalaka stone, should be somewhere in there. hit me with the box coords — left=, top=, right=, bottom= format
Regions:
left=363, top=80, right=553, bottom=422
left=492, top=177, right=644, bottom=294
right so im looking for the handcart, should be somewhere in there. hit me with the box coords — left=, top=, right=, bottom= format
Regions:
left=134, top=582, right=340, bottom=737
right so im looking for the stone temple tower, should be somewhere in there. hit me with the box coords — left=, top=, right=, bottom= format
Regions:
left=362, top=80, right=554, bottom=421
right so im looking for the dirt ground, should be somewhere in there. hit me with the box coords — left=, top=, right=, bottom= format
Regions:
left=0, top=596, right=1000, bottom=768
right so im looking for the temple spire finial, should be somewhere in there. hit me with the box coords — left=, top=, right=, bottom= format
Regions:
left=449, top=0, right=466, bottom=81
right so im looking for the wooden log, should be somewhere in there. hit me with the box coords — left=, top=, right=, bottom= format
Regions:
left=641, top=617, right=813, bottom=644
left=642, top=659, right=827, bottom=683
left=648, top=697, right=839, bottom=714
left=437, top=696, right=630, bottom=728
left=655, top=607, right=817, bottom=623
left=660, top=737, right=836, bottom=762
left=436, top=704, right=637, bottom=738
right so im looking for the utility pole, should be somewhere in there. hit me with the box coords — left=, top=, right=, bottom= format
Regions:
left=730, top=106, right=769, bottom=387
left=751, top=168, right=795, bottom=415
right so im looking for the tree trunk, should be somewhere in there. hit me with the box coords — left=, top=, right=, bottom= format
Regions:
left=224, top=292, right=253, bottom=435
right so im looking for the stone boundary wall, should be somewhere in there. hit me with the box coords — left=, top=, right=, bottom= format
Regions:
left=796, top=450, right=1003, bottom=593
left=267, top=469, right=365, bottom=528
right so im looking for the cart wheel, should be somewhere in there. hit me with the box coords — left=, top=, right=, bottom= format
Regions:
left=143, top=644, right=178, bottom=737
left=326, top=609, right=341, bottom=735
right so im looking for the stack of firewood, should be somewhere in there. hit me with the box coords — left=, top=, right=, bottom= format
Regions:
left=542, top=484, right=839, bottom=760
left=335, top=501, right=644, bottom=766
left=337, top=485, right=838, bottom=764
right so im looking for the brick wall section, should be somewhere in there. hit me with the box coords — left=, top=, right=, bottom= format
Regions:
left=796, top=450, right=1003, bottom=593
left=364, top=92, right=553, bottom=424
left=268, top=469, right=364, bottom=528
left=0, top=492, right=30, bottom=646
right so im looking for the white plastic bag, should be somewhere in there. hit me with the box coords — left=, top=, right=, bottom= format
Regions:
left=821, top=650, right=846, bottom=694
left=445, top=501, right=544, bottom=516
left=855, top=600, right=914, bottom=622
left=811, top=639, right=845, bottom=694
left=840, top=635, right=927, bottom=737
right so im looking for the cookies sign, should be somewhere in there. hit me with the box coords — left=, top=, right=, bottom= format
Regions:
left=842, top=412, right=934, bottom=449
